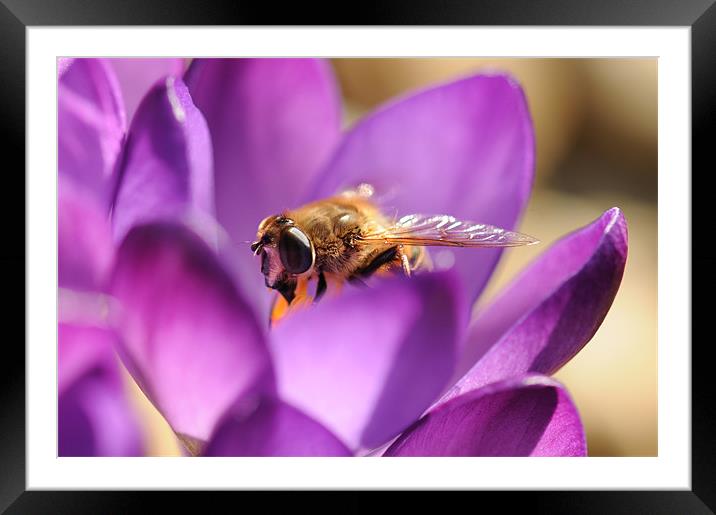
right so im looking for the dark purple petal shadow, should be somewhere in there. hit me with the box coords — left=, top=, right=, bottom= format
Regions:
left=385, top=375, right=586, bottom=457
left=205, top=396, right=351, bottom=457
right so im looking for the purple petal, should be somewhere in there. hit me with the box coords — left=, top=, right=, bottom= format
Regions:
left=451, top=208, right=628, bottom=392
left=205, top=396, right=351, bottom=456
left=58, top=58, right=126, bottom=207
left=270, top=272, right=465, bottom=450
left=59, top=179, right=115, bottom=292
left=58, top=58, right=73, bottom=78
left=59, top=323, right=113, bottom=396
left=59, top=324, right=142, bottom=456
left=185, top=59, right=341, bottom=309
left=109, top=222, right=272, bottom=442
left=308, top=73, right=535, bottom=303
left=385, top=375, right=586, bottom=457
left=107, top=58, right=186, bottom=122
left=111, top=76, right=214, bottom=243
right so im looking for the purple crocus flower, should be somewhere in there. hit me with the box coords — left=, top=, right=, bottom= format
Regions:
left=58, top=58, right=628, bottom=457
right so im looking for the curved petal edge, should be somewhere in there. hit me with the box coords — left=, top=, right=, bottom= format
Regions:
left=59, top=324, right=143, bottom=456
left=205, top=396, right=352, bottom=457
left=385, top=374, right=586, bottom=457
left=109, top=222, right=271, bottom=442
left=451, top=207, right=628, bottom=391
left=111, top=76, right=214, bottom=242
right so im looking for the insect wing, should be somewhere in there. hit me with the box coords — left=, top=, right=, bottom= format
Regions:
left=358, top=214, right=539, bottom=248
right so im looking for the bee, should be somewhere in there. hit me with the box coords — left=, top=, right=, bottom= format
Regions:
left=251, top=184, right=538, bottom=320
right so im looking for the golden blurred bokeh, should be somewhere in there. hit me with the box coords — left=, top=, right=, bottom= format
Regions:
left=126, top=58, right=657, bottom=457
left=333, top=58, right=586, bottom=185
left=121, top=365, right=182, bottom=456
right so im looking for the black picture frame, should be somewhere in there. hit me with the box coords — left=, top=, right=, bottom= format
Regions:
left=2, top=0, right=711, bottom=512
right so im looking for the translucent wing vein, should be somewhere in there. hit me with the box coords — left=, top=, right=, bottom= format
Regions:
left=358, top=214, right=539, bottom=248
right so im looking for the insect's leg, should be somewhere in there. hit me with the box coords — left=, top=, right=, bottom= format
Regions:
left=347, top=276, right=368, bottom=287
left=314, top=271, right=328, bottom=302
left=351, top=246, right=399, bottom=280
left=413, top=246, right=433, bottom=272
left=269, top=293, right=288, bottom=328
left=400, top=251, right=411, bottom=277
left=275, top=277, right=297, bottom=305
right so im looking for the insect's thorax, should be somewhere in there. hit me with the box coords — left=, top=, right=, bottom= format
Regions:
left=285, top=197, right=394, bottom=278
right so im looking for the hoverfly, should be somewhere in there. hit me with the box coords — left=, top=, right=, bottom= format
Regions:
left=251, top=184, right=538, bottom=321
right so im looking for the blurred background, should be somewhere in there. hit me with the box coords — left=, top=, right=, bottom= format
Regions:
left=130, top=58, right=657, bottom=457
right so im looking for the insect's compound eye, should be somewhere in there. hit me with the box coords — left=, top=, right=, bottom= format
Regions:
left=278, top=226, right=314, bottom=275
